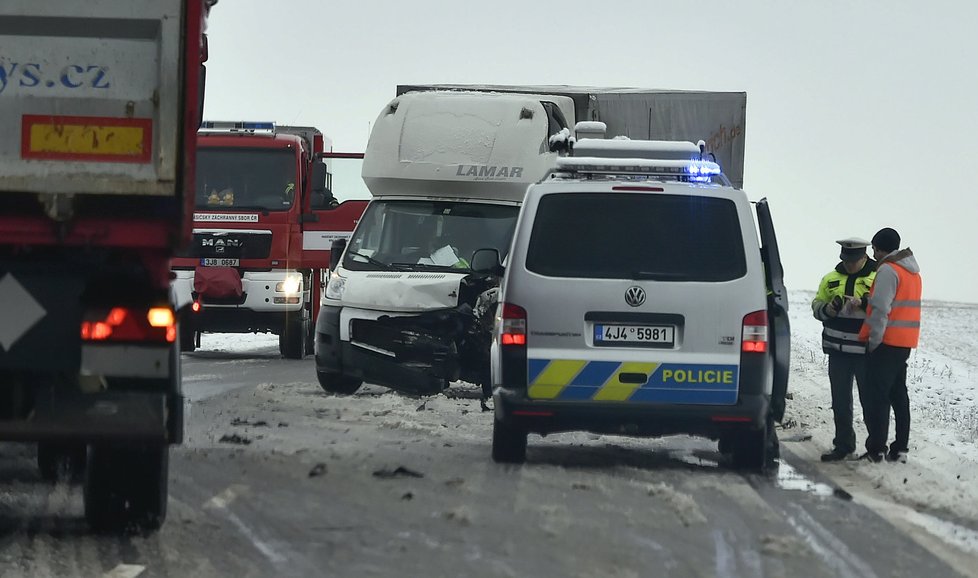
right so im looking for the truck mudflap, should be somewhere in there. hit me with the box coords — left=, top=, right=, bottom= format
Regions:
left=346, top=276, right=499, bottom=394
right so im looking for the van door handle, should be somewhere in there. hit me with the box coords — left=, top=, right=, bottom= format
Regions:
left=618, top=373, right=648, bottom=384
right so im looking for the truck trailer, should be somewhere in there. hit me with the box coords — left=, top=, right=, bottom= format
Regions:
left=0, top=0, right=214, bottom=531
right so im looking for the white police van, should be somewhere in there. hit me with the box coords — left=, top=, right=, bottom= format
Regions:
left=481, top=137, right=790, bottom=470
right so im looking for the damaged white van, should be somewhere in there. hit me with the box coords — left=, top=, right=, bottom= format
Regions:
left=314, top=90, right=576, bottom=396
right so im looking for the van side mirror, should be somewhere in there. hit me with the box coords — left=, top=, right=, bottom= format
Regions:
left=329, top=238, right=347, bottom=271
left=470, top=248, right=503, bottom=276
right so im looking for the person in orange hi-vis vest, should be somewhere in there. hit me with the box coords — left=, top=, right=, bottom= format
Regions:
left=858, top=227, right=922, bottom=463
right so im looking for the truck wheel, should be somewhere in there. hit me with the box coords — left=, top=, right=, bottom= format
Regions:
left=84, top=445, right=168, bottom=533
left=729, top=427, right=768, bottom=472
left=316, top=371, right=362, bottom=395
left=280, top=312, right=306, bottom=359
left=37, top=443, right=86, bottom=483
left=492, top=418, right=527, bottom=464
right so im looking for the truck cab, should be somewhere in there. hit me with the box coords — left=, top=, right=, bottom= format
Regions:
left=315, top=91, right=575, bottom=396
left=170, top=122, right=368, bottom=358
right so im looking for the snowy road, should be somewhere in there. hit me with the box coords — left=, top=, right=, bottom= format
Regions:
left=3, top=314, right=978, bottom=577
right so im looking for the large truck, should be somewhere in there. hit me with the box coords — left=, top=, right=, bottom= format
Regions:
left=315, top=86, right=747, bottom=399
left=0, top=0, right=214, bottom=531
left=169, top=123, right=369, bottom=358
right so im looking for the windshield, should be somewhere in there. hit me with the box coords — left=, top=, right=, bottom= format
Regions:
left=525, top=193, right=747, bottom=281
left=343, top=200, right=519, bottom=272
left=196, top=147, right=297, bottom=211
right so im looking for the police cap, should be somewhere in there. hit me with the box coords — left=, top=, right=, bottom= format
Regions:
left=836, top=237, right=869, bottom=262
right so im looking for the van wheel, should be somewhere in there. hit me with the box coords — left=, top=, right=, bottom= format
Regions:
left=729, top=427, right=768, bottom=472
left=280, top=312, right=307, bottom=359
left=84, top=445, right=168, bottom=533
left=37, top=443, right=86, bottom=483
left=492, top=418, right=527, bottom=464
left=317, top=371, right=362, bottom=395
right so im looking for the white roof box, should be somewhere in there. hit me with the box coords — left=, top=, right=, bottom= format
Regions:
left=362, top=91, right=572, bottom=202
left=572, top=138, right=701, bottom=161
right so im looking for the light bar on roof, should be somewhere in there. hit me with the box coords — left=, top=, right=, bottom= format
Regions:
left=555, top=156, right=722, bottom=177
left=199, top=121, right=276, bottom=135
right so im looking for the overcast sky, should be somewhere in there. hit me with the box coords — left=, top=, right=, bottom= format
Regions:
left=204, top=0, right=976, bottom=304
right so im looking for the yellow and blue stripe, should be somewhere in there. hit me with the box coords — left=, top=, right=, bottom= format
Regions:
left=527, top=359, right=739, bottom=405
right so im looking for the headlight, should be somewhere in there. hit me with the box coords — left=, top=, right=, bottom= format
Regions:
left=275, top=275, right=302, bottom=295
left=325, top=275, right=346, bottom=301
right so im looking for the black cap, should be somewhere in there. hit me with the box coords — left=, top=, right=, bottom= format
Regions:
left=872, top=228, right=901, bottom=253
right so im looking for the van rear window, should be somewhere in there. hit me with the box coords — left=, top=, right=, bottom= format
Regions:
left=525, top=193, right=747, bottom=281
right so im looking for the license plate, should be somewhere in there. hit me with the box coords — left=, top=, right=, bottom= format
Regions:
left=200, top=258, right=239, bottom=267
left=594, top=324, right=675, bottom=346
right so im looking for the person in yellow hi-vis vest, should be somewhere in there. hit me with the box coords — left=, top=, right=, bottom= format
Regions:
left=812, top=238, right=876, bottom=462
left=858, top=227, right=922, bottom=463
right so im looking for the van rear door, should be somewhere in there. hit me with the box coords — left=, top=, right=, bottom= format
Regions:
left=755, top=198, right=790, bottom=421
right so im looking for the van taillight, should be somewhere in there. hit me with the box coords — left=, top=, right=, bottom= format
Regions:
left=741, top=310, right=768, bottom=353
left=81, top=306, right=176, bottom=343
left=499, top=303, right=527, bottom=347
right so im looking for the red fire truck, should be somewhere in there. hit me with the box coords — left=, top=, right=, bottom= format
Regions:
left=0, top=0, right=214, bottom=531
left=170, top=122, right=368, bottom=358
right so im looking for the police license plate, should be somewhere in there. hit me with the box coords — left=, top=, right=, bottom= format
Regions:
left=200, top=258, right=239, bottom=267
left=594, top=324, right=675, bottom=346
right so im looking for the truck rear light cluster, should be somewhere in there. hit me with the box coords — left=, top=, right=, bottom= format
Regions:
left=741, top=310, right=768, bottom=353
left=81, top=306, right=176, bottom=343
left=499, top=303, right=527, bottom=346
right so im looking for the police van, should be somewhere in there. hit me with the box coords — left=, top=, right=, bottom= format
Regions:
left=482, top=137, right=790, bottom=470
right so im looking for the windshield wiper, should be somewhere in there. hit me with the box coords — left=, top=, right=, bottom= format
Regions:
left=390, top=262, right=465, bottom=272
left=347, top=250, right=393, bottom=271
left=200, top=204, right=271, bottom=215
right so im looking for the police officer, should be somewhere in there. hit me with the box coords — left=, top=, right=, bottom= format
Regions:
left=813, top=238, right=876, bottom=461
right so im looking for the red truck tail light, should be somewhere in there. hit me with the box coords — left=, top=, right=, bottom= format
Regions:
left=82, top=306, right=176, bottom=343
left=741, top=310, right=768, bottom=353
left=499, top=303, right=527, bottom=346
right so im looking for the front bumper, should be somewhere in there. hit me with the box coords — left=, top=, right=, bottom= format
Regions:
left=171, top=269, right=305, bottom=313
left=315, top=305, right=452, bottom=395
left=493, top=387, right=769, bottom=439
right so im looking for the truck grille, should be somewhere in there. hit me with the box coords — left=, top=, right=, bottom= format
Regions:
left=189, top=232, right=272, bottom=259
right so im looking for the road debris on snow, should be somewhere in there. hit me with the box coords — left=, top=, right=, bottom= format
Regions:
left=372, top=466, right=424, bottom=479
left=218, top=433, right=252, bottom=445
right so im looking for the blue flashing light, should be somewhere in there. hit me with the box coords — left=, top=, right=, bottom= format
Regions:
left=240, top=122, right=275, bottom=130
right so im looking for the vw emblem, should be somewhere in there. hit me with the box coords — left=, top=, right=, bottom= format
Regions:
left=624, top=286, right=646, bottom=307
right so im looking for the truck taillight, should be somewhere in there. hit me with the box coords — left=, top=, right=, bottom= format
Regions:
left=742, top=310, right=768, bottom=353
left=499, top=303, right=527, bottom=347
left=81, top=307, right=176, bottom=343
